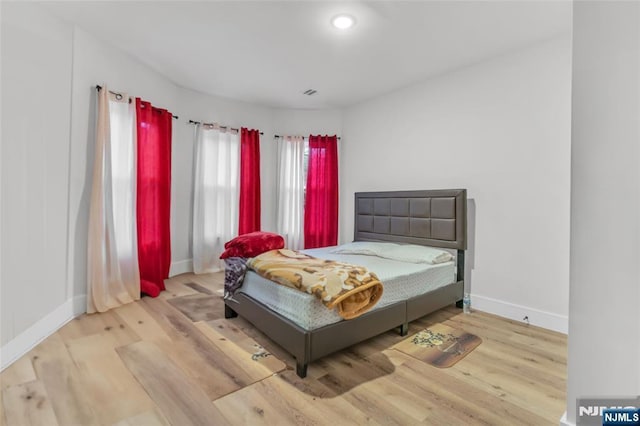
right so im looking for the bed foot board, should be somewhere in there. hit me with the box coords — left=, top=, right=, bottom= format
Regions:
left=296, top=361, right=308, bottom=378
left=224, top=304, right=238, bottom=319
left=455, top=299, right=464, bottom=309
left=399, top=323, right=409, bottom=336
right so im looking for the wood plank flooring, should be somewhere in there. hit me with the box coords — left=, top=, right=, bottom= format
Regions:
left=0, top=272, right=567, bottom=425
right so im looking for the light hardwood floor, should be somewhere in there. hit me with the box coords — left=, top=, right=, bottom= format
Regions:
left=0, top=272, right=567, bottom=425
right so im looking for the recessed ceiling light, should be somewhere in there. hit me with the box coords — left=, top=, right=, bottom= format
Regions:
left=331, top=14, right=355, bottom=30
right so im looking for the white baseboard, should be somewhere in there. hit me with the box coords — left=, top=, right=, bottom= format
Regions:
left=73, top=294, right=87, bottom=316
left=169, top=259, right=193, bottom=277
left=0, top=294, right=86, bottom=371
left=471, top=294, right=568, bottom=334
left=560, top=411, right=573, bottom=426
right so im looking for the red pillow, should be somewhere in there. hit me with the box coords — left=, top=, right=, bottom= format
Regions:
left=220, top=231, right=285, bottom=259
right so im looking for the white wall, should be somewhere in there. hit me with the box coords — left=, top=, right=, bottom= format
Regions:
left=1, top=3, right=73, bottom=348
left=173, top=88, right=275, bottom=274
left=341, top=36, right=573, bottom=332
left=67, top=26, right=181, bottom=302
left=272, top=108, right=343, bottom=137
left=565, top=1, right=640, bottom=424
left=1, top=2, right=574, bottom=369
left=0, top=3, right=277, bottom=365
left=272, top=108, right=344, bottom=238
left=0, top=3, right=344, bottom=363
left=170, top=97, right=344, bottom=274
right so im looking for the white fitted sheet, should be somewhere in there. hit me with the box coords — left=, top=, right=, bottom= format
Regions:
left=236, top=246, right=456, bottom=330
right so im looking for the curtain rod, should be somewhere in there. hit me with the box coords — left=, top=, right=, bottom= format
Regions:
left=95, top=86, right=178, bottom=119
left=274, top=134, right=341, bottom=140
left=188, top=119, right=264, bottom=135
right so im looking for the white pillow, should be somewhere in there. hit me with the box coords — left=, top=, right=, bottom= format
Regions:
left=330, top=241, right=398, bottom=256
left=378, top=244, right=454, bottom=265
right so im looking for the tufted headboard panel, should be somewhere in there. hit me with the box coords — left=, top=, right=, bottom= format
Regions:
left=354, top=189, right=467, bottom=250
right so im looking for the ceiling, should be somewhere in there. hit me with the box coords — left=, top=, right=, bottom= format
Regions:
left=41, top=1, right=572, bottom=109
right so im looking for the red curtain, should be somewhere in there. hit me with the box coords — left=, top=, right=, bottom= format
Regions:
left=304, top=135, right=338, bottom=248
left=136, top=99, right=172, bottom=297
left=239, top=128, right=261, bottom=235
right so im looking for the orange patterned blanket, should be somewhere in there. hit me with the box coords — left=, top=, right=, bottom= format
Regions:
left=247, top=249, right=384, bottom=320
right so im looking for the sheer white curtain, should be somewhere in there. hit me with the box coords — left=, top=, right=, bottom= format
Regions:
left=193, top=124, right=240, bottom=273
left=276, top=136, right=305, bottom=250
left=87, top=87, right=140, bottom=313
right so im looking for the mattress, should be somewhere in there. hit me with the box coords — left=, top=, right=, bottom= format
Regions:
left=236, top=246, right=456, bottom=331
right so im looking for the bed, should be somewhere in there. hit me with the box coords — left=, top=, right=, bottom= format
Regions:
left=224, top=189, right=467, bottom=378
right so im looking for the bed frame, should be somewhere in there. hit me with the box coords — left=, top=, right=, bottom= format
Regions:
left=224, top=189, right=467, bottom=378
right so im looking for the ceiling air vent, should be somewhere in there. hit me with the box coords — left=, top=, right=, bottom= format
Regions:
left=303, top=89, right=317, bottom=96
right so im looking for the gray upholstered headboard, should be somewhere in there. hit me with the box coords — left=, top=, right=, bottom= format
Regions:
left=354, top=189, right=467, bottom=250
